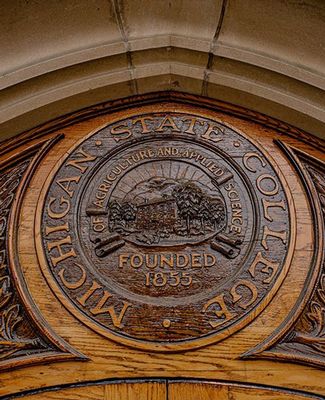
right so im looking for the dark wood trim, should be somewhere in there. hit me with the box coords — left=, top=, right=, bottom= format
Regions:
left=1, top=91, right=324, bottom=158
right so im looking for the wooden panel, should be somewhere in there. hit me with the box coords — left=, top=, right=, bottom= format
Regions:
left=169, top=382, right=228, bottom=399
left=13, top=381, right=319, bottom=399
left=22, top=385, right=105, bottom=399
left=104, top=381, right=166, bottom=400
left=20, top=381, right=166, bottom=399
left=168, top=382, right=318, bottom=400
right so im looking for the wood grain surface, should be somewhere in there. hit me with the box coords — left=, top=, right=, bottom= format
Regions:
left=168, top=382, right=319, bottom=400
left=19, top=381, right=166, bottom=400
left=9, top=380, right=323, bottom=400
left=0, top=93, right=324, bottom=399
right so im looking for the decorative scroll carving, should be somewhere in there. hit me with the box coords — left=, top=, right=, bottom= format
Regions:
left=278, top=163, right=325, bottom=362
left=0, top=138, right=84, bottom=371
left=286, top=276, right=325, bottom=353
left=0, top=160, right=44, bottom=360
left=243, top=143, right=325, bottom=368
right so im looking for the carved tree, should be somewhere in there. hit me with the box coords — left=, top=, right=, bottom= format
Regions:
left=108, top=200, right=122, bottom=230
left=173, top=183, right=203, bottom=233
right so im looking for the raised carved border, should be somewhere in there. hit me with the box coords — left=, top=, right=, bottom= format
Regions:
left=242, top=141, right=325, bottom=368
left=0, top=135, right=85, bottom=371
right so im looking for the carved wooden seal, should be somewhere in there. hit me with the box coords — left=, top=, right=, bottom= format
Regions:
left=36, top=111, right=294, bottom=351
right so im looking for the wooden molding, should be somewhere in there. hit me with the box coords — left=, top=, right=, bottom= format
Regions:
left=2, top=378, right=324, bottom=400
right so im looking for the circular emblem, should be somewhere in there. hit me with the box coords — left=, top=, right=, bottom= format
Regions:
left=37, top=110, right=293, bottom=351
